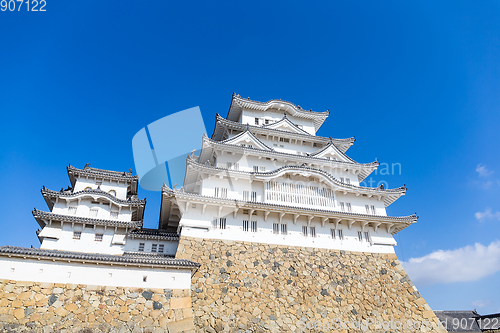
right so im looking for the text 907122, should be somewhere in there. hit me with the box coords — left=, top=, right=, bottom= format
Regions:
left=1, top=0, right=46, bottom=11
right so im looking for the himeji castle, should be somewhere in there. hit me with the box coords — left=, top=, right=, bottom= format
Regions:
left=0, top=94, right=446, bottom=332
left=165, top=93, right=416, bottom=254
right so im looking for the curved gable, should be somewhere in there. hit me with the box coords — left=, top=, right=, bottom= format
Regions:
left=221, top=129, right=273, bottom=151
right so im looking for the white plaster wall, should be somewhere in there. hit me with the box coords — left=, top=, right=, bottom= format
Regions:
left=179, top=210, right=396, bottom=254
left=0, top=257, right=192, bottom=289
left=74, top=178, right=129, bottom=200
left=241, top=110, right=316, bottom=135
left=40, top=223, right=126, bottom=255
left=52, top=199, right=133, bottom=222
left=124, top=238, right=179, bottom=255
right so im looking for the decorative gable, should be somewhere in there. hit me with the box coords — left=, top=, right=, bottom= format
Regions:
left=222, top=130, right=273, bottom=151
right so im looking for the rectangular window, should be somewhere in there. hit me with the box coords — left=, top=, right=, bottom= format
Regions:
left=338, top=229, right=344, bottom=240
left=253, top=166, right=259, bottom=172
left=221, top=188, right=227, bottom=198
left=340, top=177, right=344, bottom=183
left=330, top=229, right=336, bottom=239
left=110, top=211, right=119, bottom=219
left=68, top=207, right=77, bottom=215
left=95, top=233, right=103, bottom=242
left=251, top=221, right=257, bottom=232
left=273, top=223, right=279, bottom=234
left=259, top=166, right=265, bottom=172
left=346, top=203, right=352, bottom=213
left=251, top=191, right=257, bottom=202
left=138, top=243, right=145, bottom=252
left=310, top=227, right=316, bottom=238
left=255, top=118, right=259, bottom=125
left=212, top=218, right=218, bottom=229
left=365, top=205, right=370, bottom=214
left=279, top=137, right=290, bottom=143
left=243, top=191, right=249, bottom=201
left=151, top=244, right=157, bottom=252
left=371, top=205, right=376, bottom=215
left=340, top=202, right=345, bottom=212
left=89, top=208, right=98, bottom=217
left=158, top=244, right=164, bottom=253
left=281, top=224, right=287, bottom=235
left=243, top=220, right=249, bottom=232
left=214, top=187, right=220, bottom=197
left=73, top=231, right=81, bottom=240
left=364, top=232, right=370, bottom=242
left=345, top=178, right=350, bottom=184
left=265, top=119, right=269, bottom=125
left=358, top=231, right=363, bottom=241
left=219, top=218, right=226, bottom=229
left=302, top=226, right=308, bottom=237
left=227, top=162, right=239, bottom=170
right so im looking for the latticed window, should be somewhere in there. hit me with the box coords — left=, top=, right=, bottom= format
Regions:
left=253, top=166, right=259, bottom=172
left=346, top=203, right=352, bottom=213
left=95, top=233, right=103, bottom=242
left=243, top=220, right=249, bottom=232
left=243, top=191, right=249, bottom=201
left=138, top=243, right=145, bottom=251
left=251, top=221, right=257, bottom=232
left=358, top=231, right=363, bottom=241
left=330, top=229, right=336, bottom=239
left=337, top=229, right=344, bottom=240
left=310, top=227, right=316, bottom=238
left=273, top=223, right=279, bottom=234
left=364, top=232, right=370, bottom=242
left=151, top=244, right=157, bottom=252
left=73, top=231, right=81, bottom=240
left=302, top=226, right=308, bottom=237
left=221, top=188, right=227, bottom=198
left=281, top=224, right=287, bottom=235
left=251, top=191, right=257, bottom=202
left=219, top=218, right=226, bottom=229
left=158, top=244, right=164, bottom=253
left=110, top=211, right=119, bottom=219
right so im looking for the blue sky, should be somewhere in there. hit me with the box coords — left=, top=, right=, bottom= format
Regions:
left=1, top=0, right=500, bottom=314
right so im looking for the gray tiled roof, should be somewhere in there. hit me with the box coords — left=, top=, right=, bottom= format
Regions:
left=42, top=187, right=146, bottom=206
left=128, top=229, right=180, bottom=241
left=0, top=246, right=200, bottom=269
left=434, top=311, right=481, bottom=332
left=32, top=209, right=143, bottom=229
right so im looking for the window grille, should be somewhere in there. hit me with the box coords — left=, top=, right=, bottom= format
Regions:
left=243, top=220, right=249, bottom=232
left=345, top=178, right=350, bottom=184
left=358, top=231, right=363, bottom=241
left=221, top=188, right=227, bottom=198
left=253, top=166, right=259, bottom=172
left=259, top=166, right=265, bottom=172
left=273, top=223, right=279, bottom=234
left=302, top=226, right=308, bottom=237
left=243, top=191, right=249, bottom=201
left=138, top=243, right=145, bottom=251
left=151, top=244, right=157, bottom=252
left=330, top=229, right=336, bottom=239
left=338, top=229, right=344, bottom=240
left=340, top=202, right=345, bottom=212
left=251, top=221, right=257, bottom=232
left=212, top=219, right=218, bottom=228
left=89, top=208, right=98, bottom=217
left=251, top=191, right=257, bottom=202
left=214, top=187, right=219, bottom=197
left=371, top=205, right=376, bottom=215
left=364, top=232, right=370, bottom=242
left=365, top=205, right=370, bottom=214
left=281, top=224, right=287, bottom=235
left=265, top=119, right=269, bottom=124
left=95, top=233, right=103, bottom=242
left=158, top=244, right=164, bottom=253
left=346, top=203, right=352, bottom=213
left=73, top=231, right=81, bottom=240
left=310, top=227, right=316, bottom=238
left=219, top=218, right=227, bottom=229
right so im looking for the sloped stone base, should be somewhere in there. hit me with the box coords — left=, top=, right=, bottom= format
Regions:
left=0, top=280, right=195, bottom=332
left=175, top=236, right=446, bottom=332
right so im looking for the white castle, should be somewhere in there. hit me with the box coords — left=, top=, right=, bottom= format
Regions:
left=0, top=94, right=435, bottom=332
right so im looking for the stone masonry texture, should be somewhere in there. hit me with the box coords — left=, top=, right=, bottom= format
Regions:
left=0, top=280, right=195, bottom=333
left=175, top=236, right=447, bottom=333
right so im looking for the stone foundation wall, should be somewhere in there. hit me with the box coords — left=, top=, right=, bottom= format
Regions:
left=175, top=236, right=447, bottom=332
left=0, top=280, right=195, bottom=333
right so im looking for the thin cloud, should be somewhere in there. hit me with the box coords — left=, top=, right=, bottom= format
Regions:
left=476, top=164, right=493, bottom=177
left=403, top=241, right=500, bottom=286
left=471, top=300, right=491, bottom=309
left=475, top=208, right=500, bottom=221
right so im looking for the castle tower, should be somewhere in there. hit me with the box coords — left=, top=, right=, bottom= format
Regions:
left=171, top=94, right=445, bottom=332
